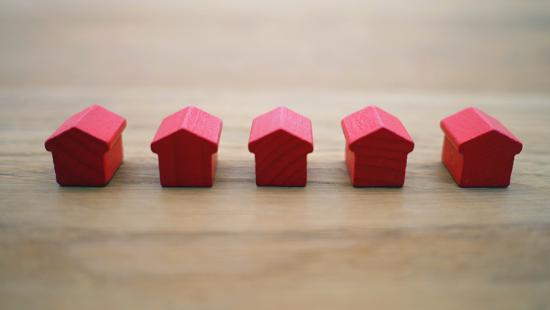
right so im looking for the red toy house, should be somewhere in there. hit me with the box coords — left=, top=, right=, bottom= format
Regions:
left=151, top=106, right=222, bottom=187
left=44, top=105, right=127, bottom=186
left=248, top=107, right=313, bottom=186
left=341, top=106, right=414, bottom=187
left=440, top=107, right=523, bottom=187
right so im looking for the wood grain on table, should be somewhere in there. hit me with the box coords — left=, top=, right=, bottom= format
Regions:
left=1, top=1, right=550, bottom=309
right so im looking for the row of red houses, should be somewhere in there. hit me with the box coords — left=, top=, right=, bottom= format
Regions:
left=45, top=105, right=523, bottom=188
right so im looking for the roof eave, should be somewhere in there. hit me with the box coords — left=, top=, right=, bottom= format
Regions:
left=457, top=129, right=523, bottom=155
left=248, top=129, right=313, bottom=154
left=151, top=128, right=219, bottom=154
left=348, top=127, right=414, bottom=153
left=45, top=127, right=110, bottom=153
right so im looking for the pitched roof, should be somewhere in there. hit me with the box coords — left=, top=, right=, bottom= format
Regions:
left=151, top=106, right=222, bottom=153
left=440, top=107, right=522, bottom=153
left=341, top=106, right=414, bottom=152
left=248, top=106, right=313, bottom=153
left=45, top=105, right=126, bottom=152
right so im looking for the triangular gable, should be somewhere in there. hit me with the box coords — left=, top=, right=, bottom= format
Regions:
left=45, top=105, right=126, bottom=153
left=341, top=106, right=413, bottom=152
left=151, top=106, right=222, bottom=153
left=248, top=107, right=313, bottom=153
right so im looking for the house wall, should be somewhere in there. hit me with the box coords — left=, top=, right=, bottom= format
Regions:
left=461, top=153, right=516, bottom=187
left=254, top=152, right=307, bottom=186
left=157, top=132, right=215, bottom=187
left=102, top=136, right=124, bottom=184
left=442, top=136, right=464, bottom=185
left=49, top=130, right=111, bottom=186
left=351, top=150, right=408, bottom=187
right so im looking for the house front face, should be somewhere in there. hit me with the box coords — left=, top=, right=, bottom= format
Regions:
left=47, top=129, right=124, bottom=186
left=150, top=106, right=222, bottom=187
left=248, top=107, right=313, bottom=187
left=342, top=106, right=414, bottom=187
left=460, top=152, right=516, bottom=187
left=442, top=131, right=520, bottom=187
left=440, top=107, right=522, bottom=187
left=255, top=154, right=308, bottom=186
left=251, top=130, right=312, bottom=187
left=154, top=130, right=217, bottom=187
left=347, top=145, right=410, bottom=187
left=45, top=105, right=127, bottom=186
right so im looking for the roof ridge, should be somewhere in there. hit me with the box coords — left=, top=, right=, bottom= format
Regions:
left=71, top=105, right=97, bottom=127
left=342, top=106, right=413, bottom=152
left=441, top=107, right=522, bottom=154
left=45, top=105, right=125, bottom=152
left=471, top=107, right=495, bottom=133
left=370, top=106, right=384, bottom=128
left=151, top=106, right=221, bottom=154
left=371, top=106, right=408, bottom=138
left=248, top=106, right=313, bottom=153
left=180, top=106, right=192, bottom=130
left=277, top=106, right=286, bottom=128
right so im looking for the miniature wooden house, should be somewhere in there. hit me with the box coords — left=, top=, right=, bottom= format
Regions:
left=440, top=107, right=523, bottom=187
left=44, top=105, right=127, bottom=186
left=151, top=106, right=222, bottom=187
left=248, top=107, right=313, bottom=186
left=341, top=106, right=414, bottom=187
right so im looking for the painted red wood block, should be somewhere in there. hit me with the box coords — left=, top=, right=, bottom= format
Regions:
left=248, top=106, right=313, bottom=186
left=341, top=106, right=414, bottom=187
left=44, top=105, right=126, bottom=186
left=151, top=106, right=222, bottom=187
left=440, top=107, right=523, bottom=187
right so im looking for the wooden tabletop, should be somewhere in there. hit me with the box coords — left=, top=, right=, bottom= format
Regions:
left=1, top=1, right=550, bottom=309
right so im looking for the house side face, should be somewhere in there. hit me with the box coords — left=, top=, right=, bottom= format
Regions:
left=103, top=135, right=124, bottom=184
left=441, top=135, right=465, bottom=184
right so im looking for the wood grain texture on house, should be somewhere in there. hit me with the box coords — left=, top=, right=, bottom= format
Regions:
left=151, top=106, right=222, bottom=187
left=342, top=106, right=414, bottom=187
left=440, top=107, right=523, bottom=187
left=44, top=105, right=126, bottom=186
left=248, top=107, right=313, bottom=186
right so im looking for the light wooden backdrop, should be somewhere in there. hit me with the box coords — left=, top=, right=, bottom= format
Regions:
left=1, top=1, right=550, bottom=309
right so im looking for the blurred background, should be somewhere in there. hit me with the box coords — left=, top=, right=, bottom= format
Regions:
left=1, top=0, right=549, bottom=93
